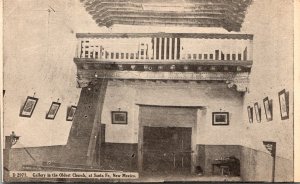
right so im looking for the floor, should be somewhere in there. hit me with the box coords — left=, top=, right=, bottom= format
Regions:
left=136, top=173, right=242, bottom=182
left=7, top=164, right=242, bottom=182
left=5, top=171, right=242, bottom=183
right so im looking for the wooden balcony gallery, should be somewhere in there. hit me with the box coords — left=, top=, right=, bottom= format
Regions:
left=74, top=32, right=253, bottom=92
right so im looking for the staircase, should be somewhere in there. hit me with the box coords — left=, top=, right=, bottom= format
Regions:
left=61, top=79, right=108, bottom=166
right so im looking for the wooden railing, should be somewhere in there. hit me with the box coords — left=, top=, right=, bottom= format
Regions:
left=75, top=33, right=253, bottom=62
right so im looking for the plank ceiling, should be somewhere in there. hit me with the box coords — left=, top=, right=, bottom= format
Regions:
left=80, top=0, right=253, bottom=32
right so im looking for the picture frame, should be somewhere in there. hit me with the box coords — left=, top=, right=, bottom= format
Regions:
left=212, top=112, right=229, bottom=126
left=247, top=106, right=253, bottom=123
left=46, top=102, right=61, bottom=120
left=263, top=97, right=273, bottom=121
left=278, top=89, right=289, bottom=120
left=111, top=111, right=128, bottom=124
left=66, top=106, right=77, bottom=121
left=254, top=102, right=261, bottom=123
left=19, top=96, right=39, bottom=118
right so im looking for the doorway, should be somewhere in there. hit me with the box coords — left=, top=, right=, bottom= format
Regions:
left=138, top=105, right=200, bottom=175
left=142, top=126, right=192, bottom=175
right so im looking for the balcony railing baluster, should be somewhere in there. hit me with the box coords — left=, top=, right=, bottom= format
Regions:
left=174, top=38, right=178, bottom=60
left=75, top=34, right=253, bottom=63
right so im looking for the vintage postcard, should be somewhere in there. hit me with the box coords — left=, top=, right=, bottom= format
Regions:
left=1, top=0, right=298, bottom=182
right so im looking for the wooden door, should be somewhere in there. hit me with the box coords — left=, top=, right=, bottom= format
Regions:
left=142, top=126, right=192, bottom=175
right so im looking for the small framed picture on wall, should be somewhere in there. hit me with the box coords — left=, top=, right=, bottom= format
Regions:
left=263, top=97, right=273, bottom=121
left=212, top=112, right=229, bottom=126
left=247, top=106, right=253, bottom=123
left=20, top=96, right=39, bottom=118
left=111, top=111, right=128, bottom=124
left=254, top=102, right=261, bottom=123
left=66, top=106, right=77, bottom=121
left=46, top=102, right=61, bottom=120
left=278, top=89, right=289, bottom=120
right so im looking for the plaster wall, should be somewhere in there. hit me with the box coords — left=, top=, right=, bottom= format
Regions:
left=241, top=0, right=294, bottom=161
left=101, top=81, right=244, bottom=145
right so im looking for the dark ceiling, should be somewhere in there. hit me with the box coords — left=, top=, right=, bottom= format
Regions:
left=80, top=0, right=253, bottom=32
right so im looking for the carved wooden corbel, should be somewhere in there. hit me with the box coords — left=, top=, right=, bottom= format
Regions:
left=76, top=78, right=92, bottom=88
left=227, top=77, right=250, bottom=92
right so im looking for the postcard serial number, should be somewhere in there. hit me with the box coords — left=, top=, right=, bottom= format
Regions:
left=12, top=172, right=27, bottom=178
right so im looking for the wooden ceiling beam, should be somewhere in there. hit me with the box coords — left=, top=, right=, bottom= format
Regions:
left=92, top=10, right=223, bottom=17
left=88, top=4, right=237, bottom=14
left=94, top=17, right=223, bottom=27
left=89, top=8, right=228, bottom=18
left=88, top=6, right=247, bottom=15
left=96, top=18, right=240, bottom=32
left=93, top=15, right=243, bottom=30
left=75, top=32, right=253, bottom=40
left=93, top=13, right=225, bottom=22
left=97, top=19, right=223, bottom=29
left=88, top=7, right=230, bottom=16
left=102, top=20, right=241, bottom=31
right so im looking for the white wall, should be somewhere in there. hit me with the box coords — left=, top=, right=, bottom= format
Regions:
left=101, top=81, right=244, bottom=145
left=241, top=0, right=293, bottom=160
left=3, top=0, right=101, bottom=147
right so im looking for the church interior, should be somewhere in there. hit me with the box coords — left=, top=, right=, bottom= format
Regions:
left=2, top=0, right=294, bottom=182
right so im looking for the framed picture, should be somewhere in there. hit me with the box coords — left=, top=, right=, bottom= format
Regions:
left=263, top=97, right=273, bottom=121
left=254, top=102, right=261, bottom=123
left=247, top=106, right=253, bottom=123
left=66, top=106, right=77, bottom=121
left=19, top=96, right=39, bottom=118
left=111, top=111, right=127, bottom=124
left=212, top=112, right=229, bottom=126
left=278, top=89, right=289, bottom=120
left=46, top=102, right=61, bottom=120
